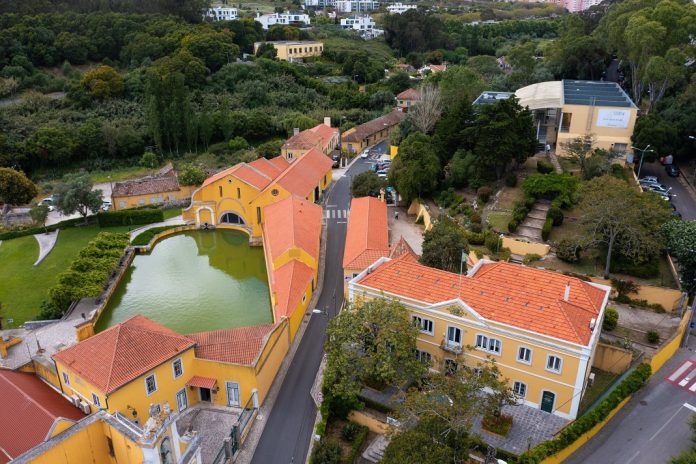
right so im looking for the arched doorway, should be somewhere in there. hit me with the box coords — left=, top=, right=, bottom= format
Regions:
left=220, top=212, right=245, bottom=225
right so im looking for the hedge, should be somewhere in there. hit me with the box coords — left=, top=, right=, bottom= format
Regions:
left=131, top=225, right=180, bottom=246
left=537, top=159, right=554, bottom=174
left=541, top=218, right=553, bottom=241
left=346, top=424, right=370, bottom=464
left=0, top=217, right=89, bottom=241
left=97, top=209, right=164, bottom=227
left=517, top=363, right=652, bottom=464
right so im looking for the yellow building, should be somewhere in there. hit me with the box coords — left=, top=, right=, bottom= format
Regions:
left=182, top=149, right=333, bottom=238
left=281, top=119, right=340, bottom=161
left=342, top=110, right=406, bottom=154
left=112, top=166, right=195, bottom=210
left=253, top=40, right=323, bottom=61
left=348, top=256, right=611, bottom=420
left=395, top=88, right=420, bottom=112
left=514, top=80, right=638, bottom=155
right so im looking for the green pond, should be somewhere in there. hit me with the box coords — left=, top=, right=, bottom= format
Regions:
left=95, top=230, right=272, bottom=334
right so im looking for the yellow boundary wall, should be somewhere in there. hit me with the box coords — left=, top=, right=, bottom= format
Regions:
left=647, top=309, right=691, bottom=373
left=501, top=237, right=550, bottom=257
left=589, top=276, right=685, bottom=312
left=539, top=396, right=632, bottom=464
left=407, top=200, right=434, bottom=231
left=348, top=410, right=391, bottom=434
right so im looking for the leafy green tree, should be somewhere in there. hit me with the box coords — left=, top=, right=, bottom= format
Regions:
left=580, top=176, right=671, bottom=277
left=80, top=65, right=124, bottom=99
left=661, top=220, right=696, bottom=295
left=382, top=418, right=459, bottom=464
left=324, top=297, right=425, bottom=407
left=55, top=32, right=90, bottom=64
left=465, top=55, right=503, bottom=82
left=139, top=152, right=159, bottom=169
left=267, top=25, right=300, bottom=41
left=388, top=72, right=411, bottom=94
left=438, top=65, right=486, bottom=109
left=420, top=218, right=469, bottom=272
left=351, top=171, right=386, bottom=198
left=53, top=173, right=103, bottom=223
left=25, top=125, right=79, bottom=166
left=388, top=132, right=440, bottom=202
left=0, top=168, right=38, bottom=208
left=182, top=31, right=239, bottom=72
left=447, top=149, right=480, bottom=189
left=631, top=113, right=679, bottom=157
left=30, top=203, right=49, bottom=232
left=255, top=42, right=277, bottom=59
left=178, top=164, right=206, bottom=186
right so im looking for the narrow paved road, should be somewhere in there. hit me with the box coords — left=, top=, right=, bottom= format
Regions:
left=250, top=147, right=379, bottom=464
left=639, top=162, right=696, bottom=220
left=565, top=331, right=696, bottom=464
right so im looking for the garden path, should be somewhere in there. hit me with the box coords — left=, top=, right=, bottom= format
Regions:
left=32, top=229, right=58, bottom=266
left=128, top=216, right=185, bottom=239
left=516, top=200, right=550, bottom=242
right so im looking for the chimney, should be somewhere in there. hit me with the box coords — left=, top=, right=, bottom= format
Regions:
left=293, top=127, right=300, bottom=136
left=324, top=117, right=331, bottom=127
left=564, top=282, right=571, bottom=302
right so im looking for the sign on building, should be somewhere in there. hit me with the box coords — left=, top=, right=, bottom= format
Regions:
left=596, top=109, right=631, bottom=129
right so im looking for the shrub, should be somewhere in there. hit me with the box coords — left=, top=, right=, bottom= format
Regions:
left=310, top=438, right=341, bottom=464
left=346, top=424, right=369, bottom=464
left=139, top=151, right=159, bottom=168
left=508, top=220, right=518, bottom=233
left=547, top=206, right=564, bottom=226
left=470, top=212, right=482, bottom=224
left=341, top=422, right=360, bottom=441
left=603, top=307, right=619, bottom=331
left=610, top=278, right=639, bottom=298
left=470, top=222, right=482, bottom=233
left=97, top=209, right=164, bottom=227
left=0, top=217, right=86, bottom=241
left=477, top=186, right=493, bottom=203
left=228, top=136, right=249, bottom=152
left=556, top=239, right=581, bottom=263
left=415, top=215, right=424, bottom=225
left=524, top=195, right=536, bottom=209
left=499, top=247, right=511, bottom=261
left=537, top=159, right=554, bottom=174
left=541, top=218, right=553, bottom=241
left=485, top=234, right=502, bottom=253
left=647, top=330, right=660, bottom=344
left=610, top=259, right=659, bottom=279
left=131, top=225, right=180, bottom=246
left=523, top=253, right=542, bottom=265
left=512, top=204, right=529, bottom=223
left=504, top=174, right=517, bottom=187
left=463, top=230, right=485, bottom=245
left=523, top=173, right=578, bottom=207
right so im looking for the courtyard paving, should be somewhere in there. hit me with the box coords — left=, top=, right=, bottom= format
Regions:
left=176, top=405, right=239, bottom=464
left=389, top=205, right=424, bottom=255
left=33, top=229, right=58, bottom=266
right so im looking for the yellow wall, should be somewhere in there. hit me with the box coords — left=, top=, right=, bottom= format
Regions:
left=555, top=104, right=637, bottom=156
left=348, top=410, right=390, bottom=434
left=647, top=309, right=691, bottom=373
left=592, top=343, right=632, bottom=374
left=588, top=277, right=684, bottom=312
left=253, top=321, right=291, bottom=404
left=407, top=200, right=433, bottom=231
left=57, top=347, right=197, bottom=421
left=33, top=359, right=61, bottom=390
left=254, top=42, right=323, bottom=61
left=342, top=125, right=399, bottom=154
left=27, top=420, right=113, bottom=464
left=47, top=419, right=78, bottom=439
left=390, top=145, right=398, bottom=160
left=501, top=237, right=550, bottom=257
left=113, top=186, right=195, bottom=211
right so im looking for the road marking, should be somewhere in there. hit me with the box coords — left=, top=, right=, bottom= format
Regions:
left=337, top=221, right=347, bottom=224
left=626, top=450, right=641, bottom=464
left=669, top=361, right=694, bottom=381
left=650, top=405, right=684, bottom=441
left=685, top=403, right=696, bottom=413
left=326, top=204, right=336, bottom=207
left=690, top=382, right=696, bottom=392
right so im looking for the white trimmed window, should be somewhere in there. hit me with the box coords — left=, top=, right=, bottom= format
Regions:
left=512, top=381, right=527, bottom=399
left=172, top=359, right=183, bottom=379
left=92, top=393, right=101, bottom=408
left=145, top=374, right=157, bottom=395
left=475, top=334, right=501, bottom=354
left=412, top=315, right=434, bottom=335
left=446, top=326, right=462, bottom=346
left=546, top=355, right=563, bottom=373
left=62, top=372, right=70, bottom=385
left=415, top=349, right=432, bottom=365
left=517, top=347, right=532, bottom=364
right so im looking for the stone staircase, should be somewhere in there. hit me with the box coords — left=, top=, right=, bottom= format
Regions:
left=362, top=435, right=389, bottom=463
left=516, top=200, right=551, bottom=242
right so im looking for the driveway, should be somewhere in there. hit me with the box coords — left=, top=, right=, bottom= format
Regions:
left=639, top=162, right=696, bottom=220
left=249, top=155, right=373, bottom=464
left=565, top=332, right=696, bottom=464
left=45, top=181, right=113, bottom=226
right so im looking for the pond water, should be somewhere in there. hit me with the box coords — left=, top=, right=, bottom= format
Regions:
left=95, top=229, right=272, bottom=334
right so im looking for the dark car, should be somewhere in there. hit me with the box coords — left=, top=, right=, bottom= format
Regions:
left=666, top=164, right=680, bottom=177
left=331, top=155, right=340, bottom=168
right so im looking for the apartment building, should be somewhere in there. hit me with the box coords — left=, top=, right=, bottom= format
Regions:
left=255, top=11, right=311, bottom=30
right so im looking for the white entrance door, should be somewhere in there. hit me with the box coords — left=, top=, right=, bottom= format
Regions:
left=176, top=389, right=188, bottom=412
left=226, top=381, right=240, bottom=407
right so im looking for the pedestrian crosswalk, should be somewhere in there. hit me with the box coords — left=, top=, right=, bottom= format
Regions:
left=325, top=209, right=350, bottom=220
left=666, top=360, right=696, bottom=393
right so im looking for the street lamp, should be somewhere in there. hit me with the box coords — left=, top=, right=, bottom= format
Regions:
left=634, top=145, right=655, bottom=179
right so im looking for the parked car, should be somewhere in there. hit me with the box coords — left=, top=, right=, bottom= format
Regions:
left=39, top=197, right=55, bottom=212
left=360, top=149, right=370, bottom=159
left=101, top=201, right=112, bottom=211
left=665, top=164, right=680, bottom=177
left=332, top=155, right=340, bottom=168
left=640, top=176, right=659, bottom=183
left=639, top=179, right=664, bottom=188
left=376, top=171, right=388, bottom=179
left=647, top=184, right=673, bottom=196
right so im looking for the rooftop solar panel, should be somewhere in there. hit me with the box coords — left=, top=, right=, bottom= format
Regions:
left=562, top=80, right=635, bottom=108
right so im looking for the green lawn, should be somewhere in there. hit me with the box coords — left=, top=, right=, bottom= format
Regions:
left=578, top=368, right=619, bottom=415
left=486, top=211, right=511, bottom=233
left=163, top=208, right=183, bottom=220
left=88, top=166, right=153, bottom=184
left=0, top=225, right=130, bottom=326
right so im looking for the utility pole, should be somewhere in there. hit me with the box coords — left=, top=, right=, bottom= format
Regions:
left=634, top=145, right=654, bottom=179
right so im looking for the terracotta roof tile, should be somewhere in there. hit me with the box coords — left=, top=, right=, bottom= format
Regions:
left=389, top=236, right=418, bottom=261
left=271, top=148, right=333, bottom=198
left=248, top=157, right=285, bottom=180
left=272, top=260, right=315, bottom=319
left=0, top=370, right=85, bottom=462
left=187, top=324, right=276, bottom=365
left=112, top=176, right=180, bottom=198
left=263, top=196, right=322, bottom=262
left=185, top=375, right=218, bottom=389
left=356, top=258, right=607, bottom=345
left=342, top=111, right=406, bottom=143
left=53, top=315, right=194, bottom=394
left=269, top=156, right=290, bottom=171
left=396, top=88, right=421, bottom=100
left=283, top=130, right=325, bottom=151
left=343, top=197, right=390, bottom=269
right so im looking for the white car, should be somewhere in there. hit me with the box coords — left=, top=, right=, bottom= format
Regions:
left=101, top=201, right=112, bottom=211
left=360, top=150, right=370, bottom=159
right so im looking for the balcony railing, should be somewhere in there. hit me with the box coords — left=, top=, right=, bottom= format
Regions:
left=440, top=340, right=463, bottom=354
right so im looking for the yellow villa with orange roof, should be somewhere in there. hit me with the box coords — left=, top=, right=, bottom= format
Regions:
left=281, top=118, right=340, bottom=161
left=348, top=256, right=611, bottom=420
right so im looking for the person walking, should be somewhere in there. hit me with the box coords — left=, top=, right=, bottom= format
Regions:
left=545, top=143, right=551, bottom=154
left=394, top=210, right=399, bottom=220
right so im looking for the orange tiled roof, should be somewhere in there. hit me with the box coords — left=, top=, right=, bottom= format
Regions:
left=269, top=156, right=290, bottom=171
left=0, top=370, right=85, bottom=463
left=309, top=123, right=339, bottom=141
left=201, top=163, right=273, bottom=190
left=263, top=196, right=322, bottom=262
left=343, top=197, right=390, bottom=269
left=389, top=236, right=418, bottom=261
left=187, top=324, right=276, bottom=365
left=185, top=375, right=218, bottom=389
left=248, top=157, right=286, bottom=180
left=271, top=148, right=333, bottom=198
left=53, top=315, right=195, bottom=394
left=429, top=64, right=446, bottom=72
left=112, top=176, right=180, bottom=198
left=356, top=257, right=607, bottom=345
left=342, top=111, right=406, bottom=143
left=272, top=260, right=315, bottom=319
left=283, top=123, right=339, bottom=152
left=396, top=88, right=421, bottom=100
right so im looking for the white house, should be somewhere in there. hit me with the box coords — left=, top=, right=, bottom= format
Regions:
left=340, top=15, right=384, bottom=38
left=255, top=11, right=311, bottom=30
left=386, top=2, right=417, bottom=14
left=205, top=6, right=239, bottom=21
left=303, top=0, right=336, bottom=7
left=335, top=0, right=380, bottom=13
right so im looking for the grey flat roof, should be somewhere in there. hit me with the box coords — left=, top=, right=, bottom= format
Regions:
left=562, top=80, right=636, bottom=108
left=473, top=91, right=514, bottom=106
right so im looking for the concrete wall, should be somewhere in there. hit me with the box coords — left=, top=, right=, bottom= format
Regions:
left=501, top=237, right=550, bottom=257
left=592, top=343, right=632, bottom=374
left=113, top=186, right=195, bottom=211
left=348, top=410, right=390, bottom=434
left=589, top=277, right=685, bottom=312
